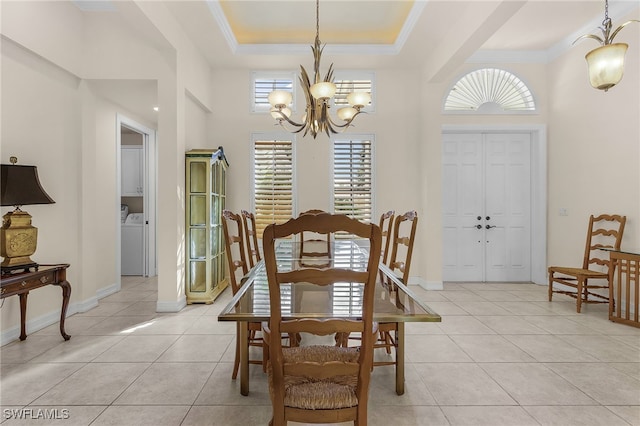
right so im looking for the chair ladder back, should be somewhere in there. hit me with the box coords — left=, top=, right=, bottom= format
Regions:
left=388, top=210, right=418, bottom=284
left=582, top=214, right=627, bottom=272
left=262, top=212, right=382, bottom=426
left=299, top=209, right=331, bottom=257
left=379, top=210, right=395, bottom=266
left=221, top=210, right=249, bottom=294
left=241, top=210, right=261, bottom=268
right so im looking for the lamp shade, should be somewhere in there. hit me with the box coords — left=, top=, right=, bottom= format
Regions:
left=1, top=164, right=55, bottom=207
left=337, top=107, right=358, bottom=121
left=268, top=90, right=293, bottom=107
left=347, top=91, right=371, bottom=108
left=309, top=82, right=336, bottom=100
left=585, top=43, right=628, bottom=91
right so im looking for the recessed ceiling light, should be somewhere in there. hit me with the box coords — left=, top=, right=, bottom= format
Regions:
left=153, top=106, right=159, bottom=112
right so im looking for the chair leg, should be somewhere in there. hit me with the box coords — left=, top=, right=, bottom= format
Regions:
left=548, top=272, right=554, bottom=302
left=232, top=322, right=241, bottom=380
left=576, top=277, right=584, bottom=313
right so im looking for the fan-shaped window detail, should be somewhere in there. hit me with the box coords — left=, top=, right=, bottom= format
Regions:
left=444, top=68, right=536, bottom=113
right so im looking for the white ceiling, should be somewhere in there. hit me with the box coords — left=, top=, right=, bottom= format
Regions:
left=75, top=0, right=640, bottom=122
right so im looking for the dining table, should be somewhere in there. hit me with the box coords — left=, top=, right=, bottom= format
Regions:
left=218, top=239, right=441, bottom=396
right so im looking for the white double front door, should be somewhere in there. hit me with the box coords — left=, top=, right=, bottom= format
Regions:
left=442, top=132, right=532, bottom=282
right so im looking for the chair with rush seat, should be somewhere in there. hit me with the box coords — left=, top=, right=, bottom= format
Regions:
left=548, top=214, right=626, bottom=313
left=263, top=212, right=381, bottom=426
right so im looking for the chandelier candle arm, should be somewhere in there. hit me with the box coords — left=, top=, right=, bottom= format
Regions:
left=267, top=0, right=370, bottom=139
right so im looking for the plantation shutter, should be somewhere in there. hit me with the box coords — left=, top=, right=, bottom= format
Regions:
left=333, top=79, right=372, bottom=106
left=254, top=140, right=293, bottom=237
left=333, top=139, right=372, bottom=226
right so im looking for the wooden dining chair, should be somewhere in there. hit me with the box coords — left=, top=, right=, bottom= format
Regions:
left=221, top=209, right=266, bottom=378
left=548, top=214, right=626, bottom=313
left=375, top=210, right=418, bottom=366
left=263, top=212, right=382, bottom=426
left=241, top=209, right=261, bottom=268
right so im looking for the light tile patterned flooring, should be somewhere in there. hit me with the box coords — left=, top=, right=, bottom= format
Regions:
left=1, top=276, right=639, bottom=425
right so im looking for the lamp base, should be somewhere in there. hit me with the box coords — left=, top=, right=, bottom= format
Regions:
left=1, top=209, right=40, bottom=275
left=1, top=262, right=39, bottom=275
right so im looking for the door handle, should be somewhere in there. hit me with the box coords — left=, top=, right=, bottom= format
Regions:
left=486, top=225, right=496, bottom=229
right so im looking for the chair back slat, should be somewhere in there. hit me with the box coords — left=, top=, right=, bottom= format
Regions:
left=221, top=210, right=249, bottom=294
left=241, top=210, right=261, bottom=268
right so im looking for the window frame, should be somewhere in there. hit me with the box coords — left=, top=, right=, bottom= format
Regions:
left=251, top=71, right=297, bottom=114
left=332, top=70, right=376, bottom=113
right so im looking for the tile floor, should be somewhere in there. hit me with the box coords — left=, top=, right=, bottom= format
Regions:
left=1, top=276, right=639, bottom=425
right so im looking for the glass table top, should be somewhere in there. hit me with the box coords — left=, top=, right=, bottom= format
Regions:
left=218, top=240, right=441, bottom=323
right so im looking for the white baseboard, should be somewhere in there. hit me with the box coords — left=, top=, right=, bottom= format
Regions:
left=156, top=296, right=187, bottom=313
left=411, top=276, right=444, bottom=291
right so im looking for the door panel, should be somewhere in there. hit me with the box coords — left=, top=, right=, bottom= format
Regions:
left=443, top=132, right=531, bottom=282
left=442, top=133, right=484, bottom=281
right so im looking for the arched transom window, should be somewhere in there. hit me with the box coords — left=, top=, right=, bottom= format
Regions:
left=444, top=68, right=536, bottom=113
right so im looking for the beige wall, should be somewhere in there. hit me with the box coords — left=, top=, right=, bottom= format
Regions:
left=1, top=1, right=639, bottom=342
left=546, top=9, right=640, bottom=266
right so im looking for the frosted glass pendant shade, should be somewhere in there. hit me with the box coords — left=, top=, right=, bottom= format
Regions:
left=337, top=107, right=358, bottom=121
left=268, top=90, right=292, bottom=107
left=586, top=43, right=628, bottom=91
left=309, top=82, right=336, bottom=100
left=270, top=107, right=292, bottom=119
left=347, top=92, right=371, bottom=108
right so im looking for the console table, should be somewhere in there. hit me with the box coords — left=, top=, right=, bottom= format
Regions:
left=1, top=264, right=71, bottom=341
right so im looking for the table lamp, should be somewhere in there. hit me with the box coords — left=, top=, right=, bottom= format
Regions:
left=1, top=157, right=55, bottom=273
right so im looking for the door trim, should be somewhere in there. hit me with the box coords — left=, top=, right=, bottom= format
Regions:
left=442, top=124, right=547, bottom=284
left=116, top=114, right=158, bottom=279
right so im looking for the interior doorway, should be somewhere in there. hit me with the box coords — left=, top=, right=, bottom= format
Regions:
left=441, top=125, right=547, bottom=284
left=117, top=114, right=157, bottom=278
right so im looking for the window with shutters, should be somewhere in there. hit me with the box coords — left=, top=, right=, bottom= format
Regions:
left=333, top=71, right=375, bottom=112
left=333, top=137, right=373, bottom=235
left=252, top=137, right=295, bottom=238
left=252, top=71, right=296, bottom=113
left=443, top=68, right=536, bottom=113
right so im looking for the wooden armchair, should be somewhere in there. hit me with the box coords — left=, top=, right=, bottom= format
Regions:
left=548, top=214, right=626, bottom=313
left=375, top=210, right=418, bottom=366
left=221, top=209, right=266, bottom=378
left=263, top=212, right=381, bottom=426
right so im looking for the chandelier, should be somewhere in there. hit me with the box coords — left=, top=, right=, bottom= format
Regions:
left=574, top=0, right=638, bottom=91
left=267, top=0, right=371, bottom=139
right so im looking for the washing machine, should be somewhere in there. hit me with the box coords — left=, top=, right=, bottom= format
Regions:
left=122, top=213, right=144, bottom=275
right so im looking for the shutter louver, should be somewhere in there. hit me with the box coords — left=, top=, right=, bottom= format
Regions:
left=254, top=140, right=294, bottom=237
left=333, top=139, right=373, bottom=236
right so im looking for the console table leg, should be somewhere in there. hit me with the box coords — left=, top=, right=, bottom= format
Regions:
left=19, top=292, right=28, bottom=341
left=56, top=280, right=71, bottom=340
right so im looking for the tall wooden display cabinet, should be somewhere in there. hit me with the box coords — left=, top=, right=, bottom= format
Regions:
left=185, top=148, right=229, bottom=304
